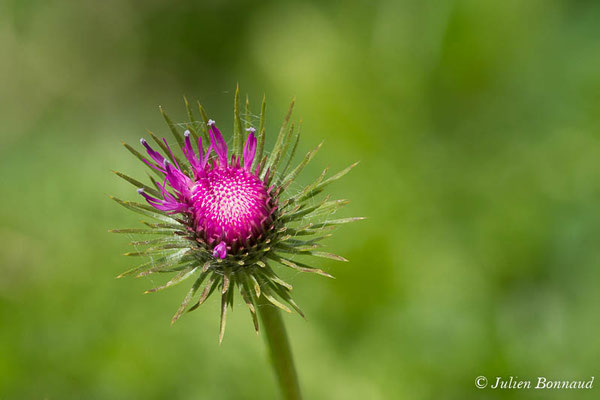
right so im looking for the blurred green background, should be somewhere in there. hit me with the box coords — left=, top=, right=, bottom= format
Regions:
left=1, top=1, right=600, bottom=399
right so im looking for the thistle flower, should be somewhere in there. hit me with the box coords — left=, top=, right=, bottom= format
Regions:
left=111, top=89, right=360, bottom=343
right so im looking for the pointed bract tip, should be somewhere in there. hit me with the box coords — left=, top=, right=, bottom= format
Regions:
left=207, top=119, right=215, bottom=126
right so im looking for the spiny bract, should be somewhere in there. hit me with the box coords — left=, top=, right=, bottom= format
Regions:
left=111, top=88, right=361, bottom=342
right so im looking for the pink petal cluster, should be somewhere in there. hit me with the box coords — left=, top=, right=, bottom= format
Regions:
left=137, top=121, right=275, bottom=259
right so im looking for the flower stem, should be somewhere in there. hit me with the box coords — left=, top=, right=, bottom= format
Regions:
left=258, top=295, right=302, bottom=400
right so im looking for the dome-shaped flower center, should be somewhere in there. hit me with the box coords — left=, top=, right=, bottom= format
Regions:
left=191, top=166, right=270, bottom=246
left=137, top=120, right=268, bottom=259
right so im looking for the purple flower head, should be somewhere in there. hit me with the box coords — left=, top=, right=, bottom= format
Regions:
left=137, top=121, right=271, bottom=258
left=112, top=91, right=361, bottom=341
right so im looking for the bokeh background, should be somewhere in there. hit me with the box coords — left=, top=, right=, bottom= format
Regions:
left=1, top=1, right=600, bottom=399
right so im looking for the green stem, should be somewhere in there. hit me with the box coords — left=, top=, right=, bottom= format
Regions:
left=258, top=296, right=302, bottom=400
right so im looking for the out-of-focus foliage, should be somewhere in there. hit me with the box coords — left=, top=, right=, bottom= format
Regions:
left=1, top=1, right=600, bottom=399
